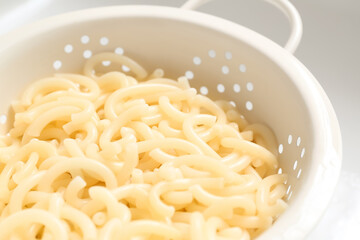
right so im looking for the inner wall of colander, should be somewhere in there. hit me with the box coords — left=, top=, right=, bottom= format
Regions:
left=0, top=15, right=311, bottom=216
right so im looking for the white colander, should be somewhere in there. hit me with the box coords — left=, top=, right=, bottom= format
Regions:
left=0, top=0, right=341, bottom=239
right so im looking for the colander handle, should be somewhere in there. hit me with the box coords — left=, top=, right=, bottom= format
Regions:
left=181, top=0, right=303, bottom=54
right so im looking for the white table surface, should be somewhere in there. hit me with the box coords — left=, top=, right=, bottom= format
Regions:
left=0, top=0, right=359, bottom=239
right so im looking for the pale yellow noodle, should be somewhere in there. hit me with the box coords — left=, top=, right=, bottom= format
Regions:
left=38, top=157, right=117, bottom=191
left=20, top=77, right=77, bottom=106
left=61, top=205, right=98, bottom=239
left=83, top=52, right=148, bottom=80
left=204, top=217, right=228, bottom=240
left=55, top=74, right=101, bottom=101
left=0, top=209, right=68, bottom=240
left=92, top=211, right=107, bottom=226
left=64, top=176, right=87, bottom=208
left=104, top=84, right=176, bottom=120
left=89, top=186, right=131, bottom=223
left=190, top=212, right=206, bottom=240
left=8, top=171, right=46, bottom=214
left=183, top=115, right=221, bottom=159
left=12, top=152, right=38, bottom=184
left=162, top=190, right=193, bottom=205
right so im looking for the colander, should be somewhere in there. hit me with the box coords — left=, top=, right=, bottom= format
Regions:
left=0, top=0, right=342, bottom=239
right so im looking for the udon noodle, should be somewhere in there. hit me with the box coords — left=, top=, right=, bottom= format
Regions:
left=0, top=53, right=287, bottom=240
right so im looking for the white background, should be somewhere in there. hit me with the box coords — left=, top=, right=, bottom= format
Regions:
left=0, top=0, right=359, bottom=239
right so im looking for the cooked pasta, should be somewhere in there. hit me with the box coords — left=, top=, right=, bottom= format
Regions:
left=0, top=52, right=287, bottom=240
